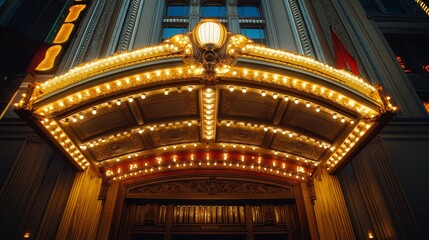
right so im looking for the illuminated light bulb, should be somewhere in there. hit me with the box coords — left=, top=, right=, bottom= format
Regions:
left=341, top=117, right=345, bottom=123
left=263, top=127, right=268, bottom=131
left=316, top=106, right=321, bottom=112
left=187, top=121, right=192, bottom=126
left=261, top=91, right=266, bottom=97
left=305, top=102, right=311, bottom=108
left=188, top=86, right=193, bottom=92
left=229, top=86, right=235, bottom=92
left=294, top=99, right=299, bottom=104
left=138, top=129, right=144, bottom=134
left=79, top=112, right=84, bottom=119
left=141, top=93, right=146, bottom=99
left=150, top=126, right=154, bottom=131
left=273, top=93, right=278, bottom=99
left=350, top=120, right=355, bottom=124
left=164, top=89, right=169, bottom=95
left=128, top=97, right=134, bottom=103
left=226, top=121, right=231, bottom=127
left=136, top=76, right=141, bottom=81
left=116, top=99, right=121, bottom=106
left=288, top=133, right=293, bottom=138
left=284, top=96, right=289, bottom=101
left=241, top=87, right=247, bottom=93
left=91, top=107, right=97, bottom=115
left=332, top=113, right=338, bottom=119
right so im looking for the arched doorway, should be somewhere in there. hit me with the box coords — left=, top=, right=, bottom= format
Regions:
left=116, top=171, right=309, bottom=240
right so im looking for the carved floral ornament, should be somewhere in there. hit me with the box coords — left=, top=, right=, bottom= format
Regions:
left=15, top=19, right=395, bottom=175
left=127, top=178, right=293, bottom=195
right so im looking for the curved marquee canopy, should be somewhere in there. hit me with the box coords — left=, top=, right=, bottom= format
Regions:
left=16, top=20, right=395, bottom=182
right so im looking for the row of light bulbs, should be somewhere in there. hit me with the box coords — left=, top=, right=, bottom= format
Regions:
left=38, top=42, right=185, bottom=94
left=202, top=87, right=216, bottom=140
left=106, top=159, right=311, bottom=182
left=219, top=66, right=381, bottom=119
left=41, top=119, right=89, bottom=169
left=108, top=152, right=309, bottom=176
left=220, top=120, right=332, bottom=149
left=326, top=121, right=372, bottom=171
left=61, top=84, right=197, bottom=124
left=97, top=142, right=319, bottom=169
left=80, top=120, right=199, bottom=149
left=225, top=85, right=356, bottom=124
left=242, top=44, right=376, bottom=92
left=38, top=66, right=204, bottom=116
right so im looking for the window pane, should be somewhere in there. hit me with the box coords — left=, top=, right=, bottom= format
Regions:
left=166, top=5, right=190, bottom=17
left=184, top=6, right=189, bottom=16
left=384, top=33, right=429, bottom=73
left=162, top=27, right=187, bottom=39
left=380, top=0, right=404, bottom=14
left=241, top=27, right=266, bottom=42
left=359, top=0, right=381, bottom=14
left=201, top=5, right=226, bottom=17
left=238, top=5, right=261, bottom=18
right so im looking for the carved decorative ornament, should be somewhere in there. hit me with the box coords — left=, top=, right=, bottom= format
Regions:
left=128, top=178, right=292, bottom=195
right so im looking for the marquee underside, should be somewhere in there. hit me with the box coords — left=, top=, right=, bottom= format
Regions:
left=16, top=32, right=395, bottom=182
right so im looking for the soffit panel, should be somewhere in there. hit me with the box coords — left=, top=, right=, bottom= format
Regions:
left=149, top=125, right=200, bottom=148
left=216, top=124, right=266, bottom=146
left=64, top=104, right=136, bottom=142
left=89, top=134, right=146, bottom=162
left=218, top=90, right=279, bottom=122
left=140, top=90, right=199, bottom=123
left=281, top=103, right=344, bottom=142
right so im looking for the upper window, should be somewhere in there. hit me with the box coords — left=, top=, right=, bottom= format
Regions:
left=384, top=33, right=429, bottom=111
left=359, top=0, right=419, bottom=15
left=162, top=26, right=188, bottom=40
left=165, top=1, right=190, bottom=17
left=379, top=0, right=404, bottom=14
left=201, top=1, right=226, bottom=18
left=240, top=26, right=266, bottom=44
left=384, top=33, right=429, bottom=74
left=359, top=0, right=381, bottom=14
left=238, top=4, right=261, bottom=18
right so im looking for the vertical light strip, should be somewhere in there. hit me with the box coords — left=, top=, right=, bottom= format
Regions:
left=201, top=87, right=217, bottom=141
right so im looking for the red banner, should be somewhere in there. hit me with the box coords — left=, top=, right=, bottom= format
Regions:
left=330, top=27, right=360, bottom=76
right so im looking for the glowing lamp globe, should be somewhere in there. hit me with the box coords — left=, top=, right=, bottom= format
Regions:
left=193, top=19, right=227, bottom=50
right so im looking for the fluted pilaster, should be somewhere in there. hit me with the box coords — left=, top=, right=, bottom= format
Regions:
left=56, top=168, right=102, bottom=239
left=313, top=169, right=355, bottom=240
